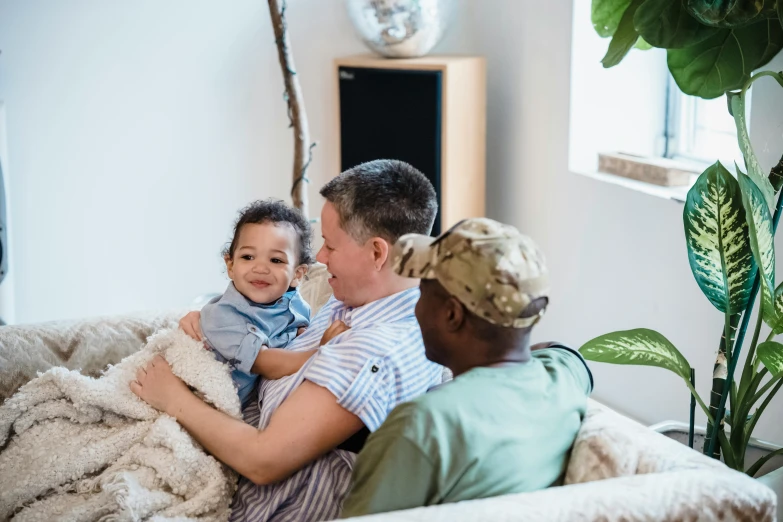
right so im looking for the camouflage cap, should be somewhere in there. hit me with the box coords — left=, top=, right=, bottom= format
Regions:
left=393, top=218, right=549, bottom=328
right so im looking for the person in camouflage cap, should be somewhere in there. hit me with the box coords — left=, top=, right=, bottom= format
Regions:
left=341, top=218, right=593, bottom=518
left=393, top=217, right=550, bottom=329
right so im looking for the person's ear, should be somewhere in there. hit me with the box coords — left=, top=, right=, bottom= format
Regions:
left=289, top=264, right=309, bottom=288
left=520, top=297, right=549, bottom=319
left=369, top=237, right=390, bottom=271
left=445, top=296, right=466, bottom=332
left=224, top=254, right=235, bottom=280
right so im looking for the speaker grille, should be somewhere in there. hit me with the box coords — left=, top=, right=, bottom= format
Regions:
left=339, top=66, right=442, bottom=235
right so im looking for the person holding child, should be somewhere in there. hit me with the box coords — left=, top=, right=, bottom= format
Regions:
left=131, top=159, right=444, bottom=521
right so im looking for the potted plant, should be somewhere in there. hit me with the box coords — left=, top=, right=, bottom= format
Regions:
left=581, top=0, right=783, bottom=482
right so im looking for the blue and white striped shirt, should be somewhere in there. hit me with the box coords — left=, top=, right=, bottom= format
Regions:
left=230, top=286, right=443, bottom=522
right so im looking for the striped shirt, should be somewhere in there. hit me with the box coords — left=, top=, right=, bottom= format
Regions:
left=230, top=287, right=443, bottom=522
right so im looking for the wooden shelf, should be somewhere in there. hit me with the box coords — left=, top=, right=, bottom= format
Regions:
left=335, top=54, right=486, bottom=231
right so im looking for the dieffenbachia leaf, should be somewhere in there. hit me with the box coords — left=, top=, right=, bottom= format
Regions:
left=768, top=282, right=783, bottom=334
left=756, top=341, right=783, bottom=377
left=635, top=0, right=719, bottom=48
left=684, top=162, right=754, bottom=315
left=731, top=85, right=780, bottom=208
left=667, top=18, right=783, bottom=99
left=592, top=0, right=633, bottom=37
left=737, top=169, right=777, bottom=327
left=685, top=0, right=774, bottom=28
left=602, top=0, right=646, bottom=67
left=579, top=329, right=691, bottom=381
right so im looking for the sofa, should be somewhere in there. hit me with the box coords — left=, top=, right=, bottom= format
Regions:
left=0, top=264, right=776, bottom=521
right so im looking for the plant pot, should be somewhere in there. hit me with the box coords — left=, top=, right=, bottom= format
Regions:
left=651, top=421, right=783, bottom=519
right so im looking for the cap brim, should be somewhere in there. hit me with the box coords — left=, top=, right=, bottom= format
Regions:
left=392, top=233, right=438, bottom=279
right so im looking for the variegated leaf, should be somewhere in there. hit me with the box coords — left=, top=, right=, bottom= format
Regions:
left=771, top=282, right=783, bottom=334
left=579, top=329, right=691, bottom=381
left=737, top=170, right=777, bottom=326
left=731, top=93, right=776, bottom=207
left=684, top=162, right=754, bottom=314
left=756, top=341, right=783, bottom=377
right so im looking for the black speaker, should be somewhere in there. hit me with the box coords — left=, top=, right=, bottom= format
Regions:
left=338, top=66, right=443, bottom=235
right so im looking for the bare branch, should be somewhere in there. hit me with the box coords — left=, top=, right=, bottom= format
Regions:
left=267, top=0, right=314, bottom=218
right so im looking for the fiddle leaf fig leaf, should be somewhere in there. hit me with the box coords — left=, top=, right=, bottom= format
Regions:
left=635, top=0, right=719, bottom=48
left=580, top=329, right=692, bottom=381
left=667, top=17, right=783, bottom=98
left=602, top=0, right=646, bottom=67
left=684, top=162, right=754, bottom=315
left=685, top=0, right=772, bottom=28
left=635, top=36, right=653, bottom=49
left=593, top=0, right=633, bottom=37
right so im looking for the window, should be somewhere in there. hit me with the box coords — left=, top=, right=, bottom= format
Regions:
left=664, top=78, right=746, bottom=168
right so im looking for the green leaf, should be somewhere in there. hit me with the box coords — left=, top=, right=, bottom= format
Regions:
left=769, top=155, right=783, bottom=193
left=768, top=281, right=783, bottom=334
left=755, top=17, right=783, bottom=69
left=737, top=170, right=777, bottom=327
left=731, top=94, right=777, bottom=206
left=580, top=329, right=692, bottom=380
left=684, top=162, right=755, bottom=314
left=756, top=341, right=783, bottom=376
left=602, top=0, right=646, bottom=68
left=593, top=0, right=633, bottom=37
left=685, top=0, right=770, bottom=27
left=635, top=0, right=719, bottom=48
left=667, top=18, right=782, bottom=99
left=635, top=36, right=654, bottom=49
left=778, top=0, right=783, bottom=30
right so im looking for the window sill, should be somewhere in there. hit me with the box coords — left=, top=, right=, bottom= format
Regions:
left=572, top=169, right=693, bottom=204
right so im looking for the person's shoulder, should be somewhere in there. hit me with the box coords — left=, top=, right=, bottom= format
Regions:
left=532, top=344, right=594, bottom=394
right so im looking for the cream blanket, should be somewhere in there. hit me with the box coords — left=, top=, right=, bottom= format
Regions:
left=0, top=329, right=242, bottom=522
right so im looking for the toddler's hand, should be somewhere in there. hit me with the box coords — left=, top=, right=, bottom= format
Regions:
left=179, top=311, right=203, bottom=341
left=320, top=320, right=349, bottom=346
left=297, top=326, right=307, bottom=336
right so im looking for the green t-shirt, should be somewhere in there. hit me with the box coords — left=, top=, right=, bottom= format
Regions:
left=340, top=347, right=593, bottom=518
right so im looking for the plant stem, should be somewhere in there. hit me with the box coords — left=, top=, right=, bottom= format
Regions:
left=686, top=379, right=713, bottom=423
left=739, top=307, right=764, bottom=403
left=718, top=429, right=737, bottom=469
left=743, top=378, right=783, bottom=453
left=749, top=374, right=783, bottom=406
left=746, top=447, right=783, bottom=478
left=706, top=312, right=737, bottom=457
left=742, top=71, right=783, bottom=98
left=706, top=186, right=783, bottom=458
left=689, top=368, right=696, bottom=449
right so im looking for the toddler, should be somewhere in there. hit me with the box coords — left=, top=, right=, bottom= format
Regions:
left=200, top=199, right=316, bottom=406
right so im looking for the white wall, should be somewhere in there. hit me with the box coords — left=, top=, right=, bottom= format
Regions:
left=0, top=0, right=365, bottom=323
left=1, top=0, right=781, bottom=442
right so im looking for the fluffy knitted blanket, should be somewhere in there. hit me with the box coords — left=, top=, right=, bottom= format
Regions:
left=0, top=328, right=242, bottom=522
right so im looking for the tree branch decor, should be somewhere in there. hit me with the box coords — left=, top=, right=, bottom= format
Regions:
left=267, top=0, right=315, bottom=218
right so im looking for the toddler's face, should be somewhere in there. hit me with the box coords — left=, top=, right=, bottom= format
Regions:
left=226, top=222, right=307, bottom=304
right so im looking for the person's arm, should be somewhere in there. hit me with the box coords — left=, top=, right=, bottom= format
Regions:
left=250, top=320, right=351, bottom=380
left=130, top=355, right=364, bottom=485
left=341, top=405, right=437, bottom=518
left=252, top=349, right=316, bottom=380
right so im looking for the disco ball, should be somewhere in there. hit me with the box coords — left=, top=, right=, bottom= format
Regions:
left=345, top=0, right=456, bottom=58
